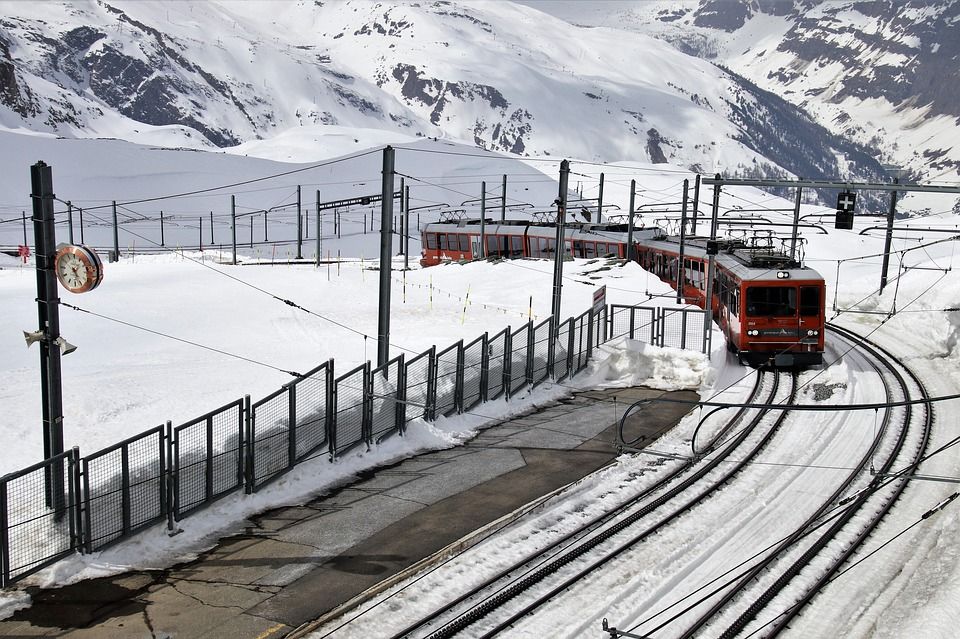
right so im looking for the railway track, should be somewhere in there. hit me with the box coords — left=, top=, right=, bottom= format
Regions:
left=372, top=369, right=796, bottom=639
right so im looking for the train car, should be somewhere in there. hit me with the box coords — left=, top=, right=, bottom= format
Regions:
left=633, top=233, right=825, bottom=367
left=419, top=218, right=825, bottom=367
left=420, top=218, right=628, bottom=266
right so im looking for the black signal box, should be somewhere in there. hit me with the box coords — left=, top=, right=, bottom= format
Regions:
left=835, top=211, right=854, bottom=229
left=706, top=239, right=719, bottom=255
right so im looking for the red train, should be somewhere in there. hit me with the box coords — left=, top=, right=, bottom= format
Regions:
left=420, top=218, right=825, bottom=367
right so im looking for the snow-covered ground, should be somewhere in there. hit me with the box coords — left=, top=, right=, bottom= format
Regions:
left=2, top=132, right=960, bottom=635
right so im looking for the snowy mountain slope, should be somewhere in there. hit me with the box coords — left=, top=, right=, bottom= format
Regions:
left=0, top=0, right=888, bottom=194
left=526, top=0, right=960, bottom=182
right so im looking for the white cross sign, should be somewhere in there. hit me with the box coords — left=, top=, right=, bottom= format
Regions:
left=837, top=191, right=856, bottom=212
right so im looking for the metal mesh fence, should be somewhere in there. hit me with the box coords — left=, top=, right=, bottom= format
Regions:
left=292, top=361, right=331, bottom=461
left=404, top=348, right=433, bottom=425
left=608, top=305, right=707, bottom=353
left=249, top=388, right=291, bottom=490
left=592, top=306, right=607, bottom=347
left=370, top=356, right=403, bottom=444
left=531, top=318, right=551, bottom=387
left=173, top=399, right=244, bottom=517
left=1, top=451, right=79, bottom=586
left=333, top=363, right=368, bottom=457
left=660, top=308, right=708, bottom=352
left=435, top=341, right=462, bottom=417
left=509, top=323, right=530, bottom=396
left=487, top=329, right=507, bottom=400
left=82, top=425, right=166, bottom=552
left=554, top=318, right=572, bottom=382
left=462, top=335, right=485, bottom=411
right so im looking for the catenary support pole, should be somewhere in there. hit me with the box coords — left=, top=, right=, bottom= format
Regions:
left=210, top=211, right=214, bottom=245
left=377, top=145, right=395, bottom=368
left=501, top=174, right=507, bottom=222
left=316, top=190, right=321, bottom=267
left=199, top=216, right=203, bottom=252
left=480, top=181, right=486, bottom=258
left=677, top=179, right=689, bottom=304
left=703, top=175, right=722, bottom=350
left=67, top=201, right=74, bottom=244
left=160, top=210, right=165, bottom=247
left=30, top=161, right=65, bottom=511
left=296, top=185, right=303, bottom=260
left=790, top=186, right=802, bottom=262
left=597, top=172, right=604, bottom=224
left=112, top=201, right=119, bottom=262
left=231, top=195, right=237, bottom=265
left=551, top=160, right=570, bottom=324
left=22, top=211, right=27, bottom=246
left=880, top=178, right=899, bottom=293
left=404, top=185, right=410, bottom=270
left=691, top=173, right=701, bottom=235
left=626, top=179, right=636, bottom=260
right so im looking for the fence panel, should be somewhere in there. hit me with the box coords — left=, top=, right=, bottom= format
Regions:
left=659, top=307, right=709, bottom=353
left=173, top=399, right=244, bottom=518
left=486, top=328, right=508, bottom=400
left=292, top=361, right=332, bottom=461
left=404, top=347, right=434, bottom=425
left=371, top=356, right=403, bottom=444
left=83, top=426, right=166, bottom=552
left=462, top=334, right=485, bottom=411
left=592, top=305, right=607, bottom=348
left=531, top=318, right=552, bottom=387
left=609, top=305, right=658, bottom=344
left=0, top=450, right=80, bottom=586
left=554, top=318, right=572, bottom=382
left=573, top=310, right=591, bottom=374
left=333, top=363, right=369, bottom=457
left=435, top=341, right=462, bottom=417
left=508, top=323, right=530, bottom=396
left=248, top=387, right=292, bottom=491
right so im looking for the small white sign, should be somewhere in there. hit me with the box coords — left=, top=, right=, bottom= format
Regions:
left=592, top=285, right=606, bottom=313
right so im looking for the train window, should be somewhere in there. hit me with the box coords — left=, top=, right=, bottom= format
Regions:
left=426, top=234, right=437, bottom=250
left=459, top=234, right=470, bottom=252
left=511, top=235, right=524, bottom=257
left=586, top=242, right=597, bottom=258
left=438, top=234, right=448, bottom=251
left=730, top=290, right=740, bottom=316
left=800, top=286, right=821, bottom=316
left=746, top=286, right=797, bottom=317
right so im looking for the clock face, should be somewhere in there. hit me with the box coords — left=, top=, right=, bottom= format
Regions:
left=54, top=245, right=103, bottom=293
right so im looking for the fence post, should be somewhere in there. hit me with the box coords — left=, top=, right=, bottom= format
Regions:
left=525, top=320, right=535, bottom=385
left=480, top=332, right=490, bottom=402
left=566, top=318, right=575, bottom=377
left=426, top=345, right=437, bottom=421
left=288, top=384, right=297, bottom=468
left=70, top=446, right=83, bottom=551
left=455, top=340, right=465, bottom=414
left=81, top=458, right=92, bottom=552
left=363, top=362, right=373, bottom=446
left=396, top=354, right=407, bottom=434
left=166, top=421, right=176, bottom=531
left=329, top=371, right=339, bottom=457
left=586, top=308, right=595, bottom=361
left=546, top=318, right=556, bottom=378
left=0, top=476, right=8, bottom=586
left=681, top=310, right=688, bottom=350
left=503, top=328, right=513, bottom=398
left=326, top=359, right=335, bottom=459
left=243, top=395, right=253, bottom=494
left=120, top=444, right=131, bottom=537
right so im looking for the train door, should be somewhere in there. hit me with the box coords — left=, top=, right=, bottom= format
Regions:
left=472, top=236, right=482, bottom=259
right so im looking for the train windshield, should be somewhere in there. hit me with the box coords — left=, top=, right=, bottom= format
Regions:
left=746, top=286, right=797, bottom=317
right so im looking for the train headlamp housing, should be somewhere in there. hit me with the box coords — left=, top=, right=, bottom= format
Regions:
left=747, top=329, right=760, bottom=336
left=807, top=329, right=819, bottom=336
left=776, top=271, right=790, bottom=279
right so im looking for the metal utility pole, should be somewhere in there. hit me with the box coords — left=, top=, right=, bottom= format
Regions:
left=199, top=216, right=203, bottom=252
left=880, top=178, right=899, bottom=293
left=627, top=180, right=636, bottom=260
left=480, top=181, right=486, bottom=258
left=67, top=201, right=74, bottom=244
left=677, top=179, right=689, bottom=304
left=703, top=175, right=722, bottom=349
left=160, top=210, right=165, bottom=247
left=296, top=185, right=303, bottom=260
left=789, top=186, right=802, bottom=262
left=209, top=211, right=214, bottom=245
left=597, top=172, right=604, bottom=224
left=691, top=174, right=701, bottom=235
left=22, top=211, right=27, bottom=246
left=551, top=160, right=570, bottom=323
left=501, top=174, right=507, bottom=222
left=231, top=195, right=237, bottom=265
left=377, top=146, right=395, bottom=367
left=316, top=189, right=322, bottom=267
left=112, top=201, right=119, bottom=262
left=398, top=177, right=405, bottom=256
left=30, top=161, right=65, bottom=510
left=404, top=186, right=411, bottom=270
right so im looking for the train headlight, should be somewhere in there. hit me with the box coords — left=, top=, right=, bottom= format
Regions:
left=807, top=329, right=819, bottom=336
left=747, top=329, right=759, bottom=336
left=777, top=271, right=790, bottom=279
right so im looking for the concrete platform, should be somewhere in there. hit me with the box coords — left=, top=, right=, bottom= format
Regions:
left=0, top=386, right=697, bottom=638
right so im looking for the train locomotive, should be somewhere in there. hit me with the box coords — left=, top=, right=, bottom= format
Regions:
left=420, top=218, right=825, bottom=367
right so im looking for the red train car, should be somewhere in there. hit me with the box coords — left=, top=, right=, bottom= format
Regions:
left=420, top=219, right=825, bottom=367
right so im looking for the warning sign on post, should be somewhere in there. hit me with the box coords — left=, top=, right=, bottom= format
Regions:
left=592, top=285, right=606, bottom=313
